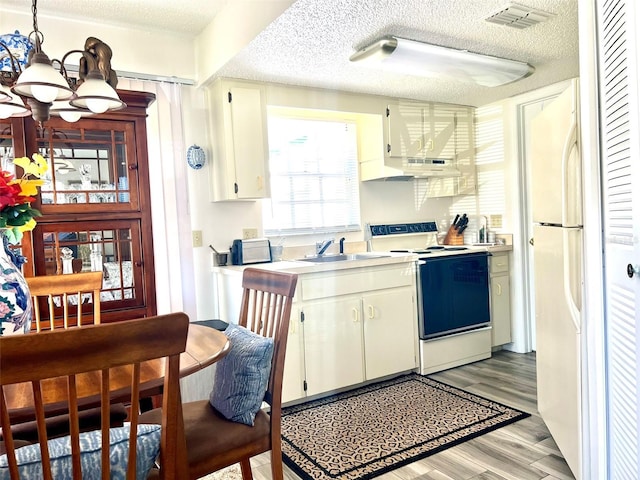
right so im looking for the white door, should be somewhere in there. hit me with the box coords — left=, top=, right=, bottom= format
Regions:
left=301, top=297, right=364, bottom=397
left=596, top=1, right=640, bottom=478
left=363, top=288, right=417, bottom=379
left=534, top=224, right=582, bottom=478
left=281, top=306, right=305, bottom=403
left=530, top=80, right=581, bottom=227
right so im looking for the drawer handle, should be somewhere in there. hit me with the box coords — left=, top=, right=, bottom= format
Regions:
left=368, top=305, right=375, bottom=319
left=352, top=307, right=359, bottom=323
left=497, top=283, right=502, bottom=296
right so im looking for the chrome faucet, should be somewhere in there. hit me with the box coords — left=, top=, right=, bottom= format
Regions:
left=339, top=237, right=346, bottom=254
left=316, top=239, right=334, bottom=256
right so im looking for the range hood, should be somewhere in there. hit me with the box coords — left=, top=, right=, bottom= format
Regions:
left=384, top=157, right=461, bottom=178
left=360, top=155, right=462, bottom=182
left=403, top=158, right=461, bottom=177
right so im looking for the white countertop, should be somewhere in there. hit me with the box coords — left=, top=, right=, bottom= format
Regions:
left=213, top=244, right=512, bottom=275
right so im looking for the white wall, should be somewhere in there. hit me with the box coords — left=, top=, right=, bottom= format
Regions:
left=182, top=81, right=457, bottom=318
left=0, top=9, right=467, bottom=322
left=0, top=10, right=196, bottom=80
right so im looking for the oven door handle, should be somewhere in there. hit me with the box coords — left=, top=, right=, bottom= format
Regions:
left=418, top=260, right=427, bottom=266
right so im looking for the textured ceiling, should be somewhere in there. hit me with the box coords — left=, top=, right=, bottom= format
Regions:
left=0, top=0, right=579, bottom=106
left=217, top=0, right=579, bottom=106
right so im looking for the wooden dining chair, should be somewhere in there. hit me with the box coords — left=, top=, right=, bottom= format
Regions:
left=11, top=271, right=125, bottom=442
left=0, top=313, right=190, bottom=480
left=26, top=271, right=104, bottom=331
left=141, top=268, right=298, bottom=480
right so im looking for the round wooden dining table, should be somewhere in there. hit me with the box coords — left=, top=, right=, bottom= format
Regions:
left=4, top=323, right=231, bottom=423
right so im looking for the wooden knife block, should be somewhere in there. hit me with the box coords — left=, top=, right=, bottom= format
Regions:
left=443, top=225, right=464, bottom=245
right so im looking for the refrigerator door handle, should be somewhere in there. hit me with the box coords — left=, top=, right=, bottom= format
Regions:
left=561, top=117, right=579, bottom=227
left=563, top=228, right=581, bottom=333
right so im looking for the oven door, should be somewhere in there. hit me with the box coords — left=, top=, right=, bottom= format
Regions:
left=417, top=252, right=491, bottom=339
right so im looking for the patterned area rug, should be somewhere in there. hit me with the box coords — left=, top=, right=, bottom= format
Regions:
left=281, top=373, right=529, bottom=480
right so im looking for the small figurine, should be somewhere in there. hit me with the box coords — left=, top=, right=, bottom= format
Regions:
left=60, top=247, right=74, bottom=274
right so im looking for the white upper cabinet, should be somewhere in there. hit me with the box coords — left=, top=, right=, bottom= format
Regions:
left=386, top=102, right=456, bottom=159
left=424, top=104, right=477, bottom=197
left=361, top=100, right=476, bottom=188
left=206, top=79, right=270, bottom=201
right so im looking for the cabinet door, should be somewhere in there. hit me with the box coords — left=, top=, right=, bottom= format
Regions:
left=282, top=306, right=306, bottom=403
left=426, top=106, right=476, bottom=198
left=229, top=86, right=269, bottom=199
left=37, top=119, right=140, bottom=213
left=491, top=274, right=512, bottom=346
left=426, top=103, right=456, bottom=158
left=363, top=288, right=417, bottom=379
left=32, top=219, right=149, bottom=321
left=387, top=103, right=424, bottom=158
left=302, top=297, right=364, bottom=396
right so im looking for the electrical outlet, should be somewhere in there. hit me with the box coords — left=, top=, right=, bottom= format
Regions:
left=242, top=228, right=258, bottom=240
left=489, top=214, right=503, bottom=229
left=192, top=230, right=203, bottom=247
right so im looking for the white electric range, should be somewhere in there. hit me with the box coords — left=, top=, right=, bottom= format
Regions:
left=366, top=221, right=493, bottom=374
left=366, top=221, right=482, bottom=257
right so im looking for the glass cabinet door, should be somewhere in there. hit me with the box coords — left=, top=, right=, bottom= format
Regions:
left=34, top=220, right=145, bottom=311
left=36, top=119, right=139, bottom=212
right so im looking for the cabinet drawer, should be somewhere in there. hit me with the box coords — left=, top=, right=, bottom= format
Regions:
left=490, top=254, right=509, bottom=274
left=300, top=265, right=414, bottom=300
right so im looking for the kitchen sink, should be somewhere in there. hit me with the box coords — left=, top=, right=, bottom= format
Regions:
left=298, top=253, right=390, bottom=263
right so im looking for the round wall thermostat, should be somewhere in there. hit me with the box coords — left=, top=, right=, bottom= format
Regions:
left=187, top=145, right=206, bottom=169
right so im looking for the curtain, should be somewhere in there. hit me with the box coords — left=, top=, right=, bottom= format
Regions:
left=116, top=78, right=196, bottom=320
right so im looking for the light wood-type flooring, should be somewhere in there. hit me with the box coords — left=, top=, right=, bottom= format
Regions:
left=206, top=351, right=576, bottom=480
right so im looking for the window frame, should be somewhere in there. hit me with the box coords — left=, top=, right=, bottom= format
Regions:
left=263, top=107, right=362, bottom=237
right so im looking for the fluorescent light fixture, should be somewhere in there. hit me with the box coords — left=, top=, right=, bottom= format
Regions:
left=349, top=36, right=534, bottom=87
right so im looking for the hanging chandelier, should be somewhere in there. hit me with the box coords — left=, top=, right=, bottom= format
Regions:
left=0, top=0, right=125, bottom=123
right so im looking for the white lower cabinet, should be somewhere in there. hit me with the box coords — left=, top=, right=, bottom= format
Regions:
left=287, top=263, right=418, bottom=402
left=281, top=306, right=306, bottom=402
left=490, top=252, right=512, bottom=346
left=362, top=289, right=416, bottom=379
left=301, top=297, right=365, bottom=397
left=215, top=262, right=419, bottom=404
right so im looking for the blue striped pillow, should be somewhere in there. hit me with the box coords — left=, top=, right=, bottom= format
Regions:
left=209, top=323, right=274, bottom=426
left=0, top=423, right=160, bottom=480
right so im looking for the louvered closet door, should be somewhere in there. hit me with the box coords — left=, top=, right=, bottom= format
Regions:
left=597, top=0, right=640, bottom=478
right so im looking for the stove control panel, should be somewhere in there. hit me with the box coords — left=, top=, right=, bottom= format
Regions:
left=368, top=221, right=437, bottom=237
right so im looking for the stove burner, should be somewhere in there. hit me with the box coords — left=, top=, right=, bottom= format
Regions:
left=427, top=246, right=445, bottom=250
left=444, top=246, right=468, bottom=251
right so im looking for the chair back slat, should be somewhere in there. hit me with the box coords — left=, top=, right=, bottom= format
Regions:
left=238, top=268, right=298, bottom=411
left=27, top=271, right=103, bottom=331
left=0, top=313, right=190, bottom=479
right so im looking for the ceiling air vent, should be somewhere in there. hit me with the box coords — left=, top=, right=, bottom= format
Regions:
left=485, top=2, right=555, bottom=29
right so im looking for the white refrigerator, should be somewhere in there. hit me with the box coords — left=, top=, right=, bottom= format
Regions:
left=531, top=79, right=583, bottom=479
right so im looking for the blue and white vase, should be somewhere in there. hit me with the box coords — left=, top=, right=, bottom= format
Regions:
left=0, top=233, right=32, bottom=336
left=0, top=30, right=33, bottom=72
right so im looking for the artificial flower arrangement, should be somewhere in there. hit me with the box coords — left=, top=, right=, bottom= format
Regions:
left=0, top=153, right=48, bottom=245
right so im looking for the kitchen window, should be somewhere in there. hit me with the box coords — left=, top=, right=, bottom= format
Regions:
left=263, top=110, right=361, bottom=236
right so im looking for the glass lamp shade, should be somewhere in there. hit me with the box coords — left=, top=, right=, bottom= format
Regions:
left=70, top=76, right=125, bottom=114
left=11, top=56, right=75, bottom=103
left=0, top=85, right=30, bottom=119
left=0, top=87, right=10, bottom=103
left=50, top=100, right=93, bottom=123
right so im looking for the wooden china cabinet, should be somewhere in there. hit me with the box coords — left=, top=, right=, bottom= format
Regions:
left=0, top=90, right=158, bottom=324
